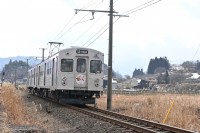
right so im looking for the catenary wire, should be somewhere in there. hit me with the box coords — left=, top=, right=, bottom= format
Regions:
left=80, top=0, right=96, bottom=10
left=79, top=0, right=118, bottom=47
left=83, top=0, right=161, bottom=47
left=82, top=22, right=109, bottom=47
left=121, top=0, right=156, bottom=15
left=55, top=0, right=104, bottom=41
left=52, top=0, right=101, bottom=41
left=85, top=17, right=120, bottom=47
left=53, top=15, right=76, bottom=41
left=71, top=13, right=105, bottom=45
left=52, top=0, right=97, bottom=41
left=124, top=0, right=162, bottom=15
left=192, top=43, right=200, bottom=61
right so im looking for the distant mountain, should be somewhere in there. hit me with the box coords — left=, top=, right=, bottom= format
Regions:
left=0, top=56, right=41, bottom=71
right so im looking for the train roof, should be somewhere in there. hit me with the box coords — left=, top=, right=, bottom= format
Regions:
left=29, top=47, right=104, bottom=69
left=58, top=47, right=103, bottom=54
left=48, top=47, right=103, bottom=58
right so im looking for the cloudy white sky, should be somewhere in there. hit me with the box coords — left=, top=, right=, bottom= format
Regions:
left=0, top=0, right=200, bottom=75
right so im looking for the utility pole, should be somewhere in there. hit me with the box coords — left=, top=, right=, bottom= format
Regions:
left=75, top=1, right=128, bottom=111
left=26, top=58, right=30, bottom=85
left=39, top=48, right=47, bottom=61
left=107, top=0, right=113, bottom=111
left=75, top=1, right=115, bottom=111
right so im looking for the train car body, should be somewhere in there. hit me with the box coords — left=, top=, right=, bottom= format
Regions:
left=28, top=47, right=104, bottom=104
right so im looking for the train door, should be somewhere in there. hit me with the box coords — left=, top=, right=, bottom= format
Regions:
left=52, top=58, right=54, bottom=86
left=38, top=66, right=40, bottom=85
left=74, top=57, right=88, bottom=88
left=55, top=56, right=58, bottom=86
left=35, top=67, right=37, bottom=86
left=34, top=68, right=35, bottom=86
left=30, top=70, right=32, bottom=85
left=44, top=63, right=46, bottom=86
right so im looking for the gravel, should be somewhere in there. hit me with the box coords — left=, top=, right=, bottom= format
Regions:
left=21, top=91, right=131, bottom=133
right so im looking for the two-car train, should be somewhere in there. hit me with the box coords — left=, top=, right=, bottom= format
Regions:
left=27, top=47, right=104, bottom=105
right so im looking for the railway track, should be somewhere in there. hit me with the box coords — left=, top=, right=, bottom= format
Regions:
left=31, top=94, right=197, bottom=133
left=108, top=90, right=200, bottom=95
left=64, top=104, right=197, bottom=133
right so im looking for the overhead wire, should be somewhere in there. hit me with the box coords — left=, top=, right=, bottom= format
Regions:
left=55, top=0, right=104, bottom=41
left=53, top=15, right=76, bottom=41
left=52, top=0, right=99, bottom=41
left=80, top=0, right=96, bottom=10
left=192, top=43, right=200, bottom=61
left=52, top=1, right=97, bottom=41
left=70, top=0, right=109, bottom=45
left=82, top=22, right=109, bottom=47
left=71, top=13, right=105, bottom=45
left=123, top=0, right=162, bottom=15
left=121, top=0, right=156, bottom=15
left=85, top=17, right=120, bottom=47
left=82, top=0, right=162, bottom=48
left=55, top=18, right=93, bottom=41
left=80, top=0, right=118, bottom=47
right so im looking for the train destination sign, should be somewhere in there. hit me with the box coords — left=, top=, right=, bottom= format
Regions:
left=76, top=50, right=88, bottom=54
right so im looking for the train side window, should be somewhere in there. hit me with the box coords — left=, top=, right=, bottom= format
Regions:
left=61, top=59, right=73, bottom=72
left=90, top=60, right=102, bottom=73
left=77, top=58, right=86, bottom=73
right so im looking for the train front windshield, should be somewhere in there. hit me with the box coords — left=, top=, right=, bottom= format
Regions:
left=90, top=60, right=102, bottom=73
left=61, top=59, right=73, bottom=72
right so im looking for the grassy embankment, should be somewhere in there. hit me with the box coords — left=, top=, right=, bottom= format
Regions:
left=0, top=83, right=36, bottom=126
left=97, top=93, right=200, bottom=131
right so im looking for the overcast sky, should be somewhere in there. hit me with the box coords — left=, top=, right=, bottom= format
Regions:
left=0, top=0, right=200, bottom=76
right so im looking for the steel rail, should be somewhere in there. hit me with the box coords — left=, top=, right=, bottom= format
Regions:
left=86, top=106, right=196, bottom=133
left=64, top=104, right=158, bottom=133
left=29, top=94, right=197, bottom=133
left=109, top=90, right=200, bottom=95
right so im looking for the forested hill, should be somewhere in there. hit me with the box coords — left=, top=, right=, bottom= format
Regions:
left=0, top=56, right=41, bottom=71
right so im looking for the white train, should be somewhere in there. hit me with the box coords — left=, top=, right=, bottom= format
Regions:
left=28, top=47, right=104, bottom=104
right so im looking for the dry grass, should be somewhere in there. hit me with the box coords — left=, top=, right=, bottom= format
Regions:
left=97, top=93, right=200, bottom=131
left=1, top=83, right=199, bottom=131
left=0, top=83, right=35, bottom=125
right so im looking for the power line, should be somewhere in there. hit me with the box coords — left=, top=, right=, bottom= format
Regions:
left=54, top=12, right=91, bottom=41
left=82, top=22, right=109, bottom=47
left=122, top=0, right=161, bottom=15
left=79, top=0, right=119, bottom=47
left=80, top=0, right=103, bottom=10
left=80, top=0, right=160, bottom=48
left=55, top=19, right=91, bottom=41
left=122, top=0, right=156, bottom=15
left=55, top=0, right=104, bottom=41
left=80, top=0, right=96, bottom=9
left=52, top=0, right=100, bottom=41
left=85, top=17, right=120, bottom=47
left=71, top=13, right=105, bottom=45
left=192, top=43, right=200, bottom=61
left=53, top=15, right=76, bottom=41
left=81, top=0, right=161, bottom=47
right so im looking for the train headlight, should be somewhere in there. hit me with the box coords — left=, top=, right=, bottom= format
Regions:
left=94, top=78, right=100, bottom=87
left=62, top=77, right=67, bottom=86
